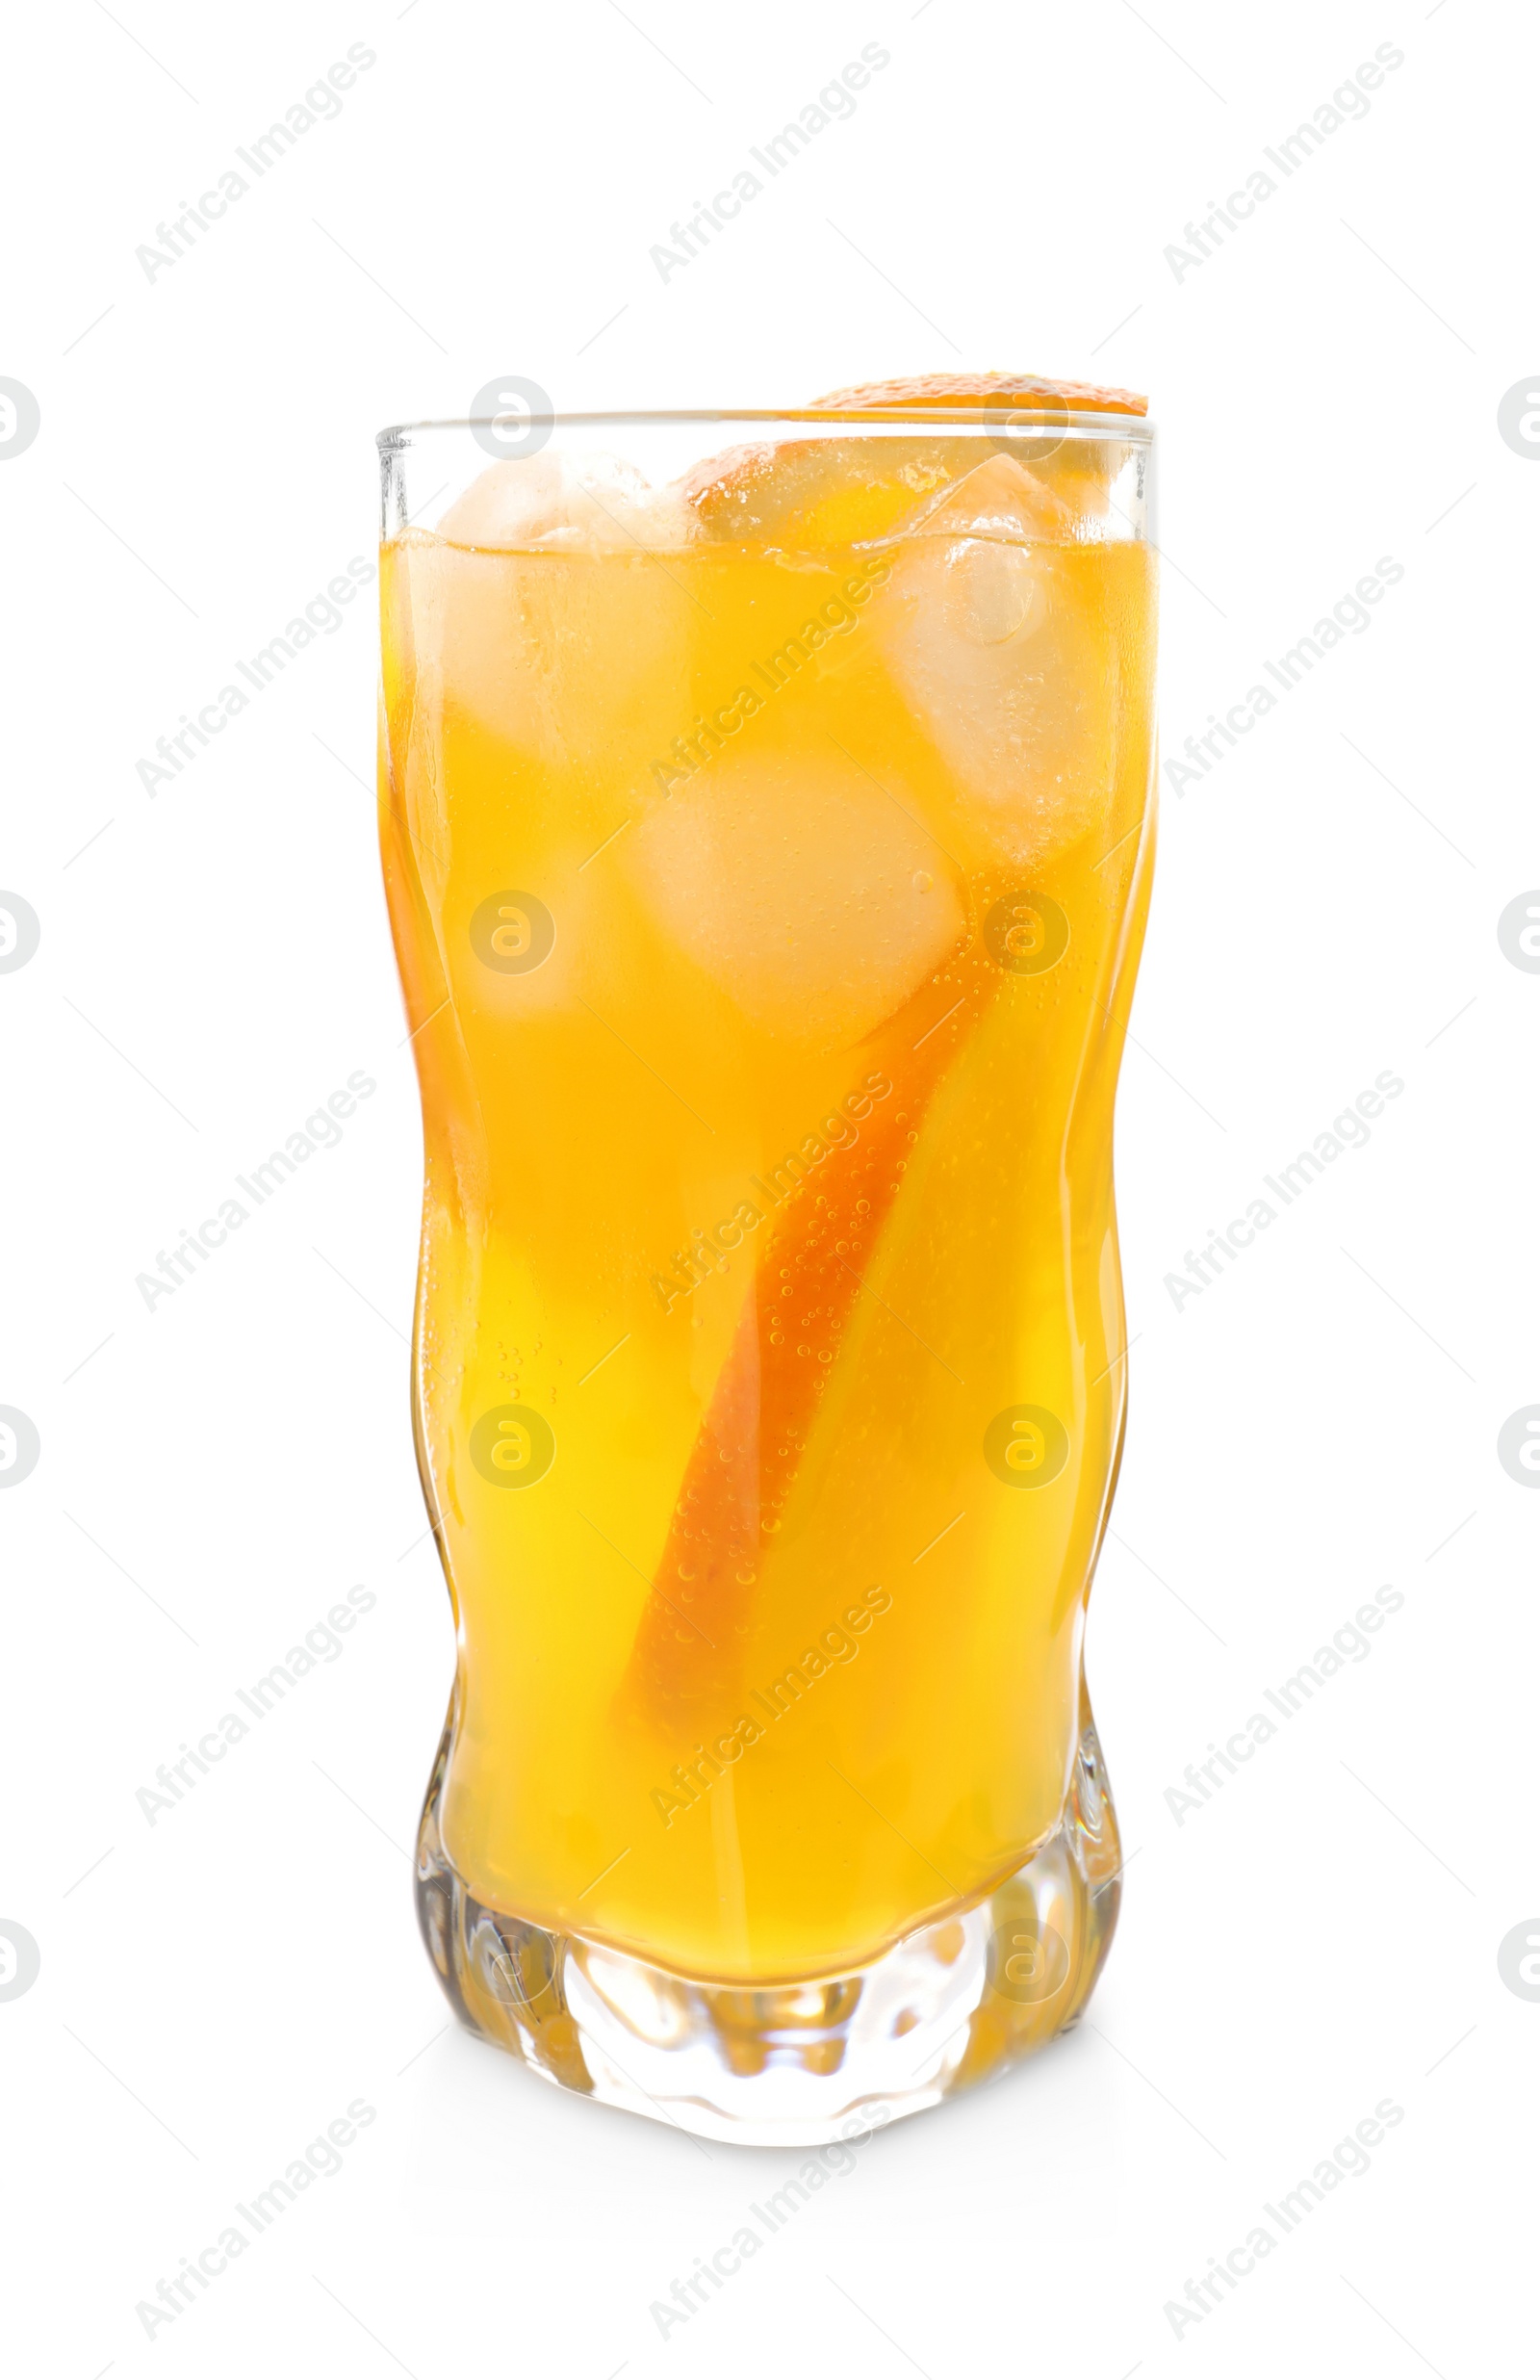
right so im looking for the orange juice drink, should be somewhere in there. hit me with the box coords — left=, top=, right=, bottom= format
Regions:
left=377, top=381, right=1158, bottom=2141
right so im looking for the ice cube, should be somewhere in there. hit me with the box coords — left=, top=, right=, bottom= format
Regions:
left=876, top=456, right=1116, bottom=867
left=390, top=498, right=697, bottom=772
left=388, top=456, right=702, bottom=768
left=909, top=452, right=1075, bottom=545
left=439, top=453, right=699, bottom=553
left=627, top=743, right=965, bottom=1049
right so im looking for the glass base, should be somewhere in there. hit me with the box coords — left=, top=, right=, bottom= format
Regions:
left=415, top=1718, right=1121, bottom=2147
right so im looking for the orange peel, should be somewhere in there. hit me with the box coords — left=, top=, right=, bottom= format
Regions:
left=808, top=371, right=1147, bottom=416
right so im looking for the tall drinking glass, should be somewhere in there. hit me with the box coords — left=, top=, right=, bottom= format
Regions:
left=376, top=400, right=1158, bottom=2142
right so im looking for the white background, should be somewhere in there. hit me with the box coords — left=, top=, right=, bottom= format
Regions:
left=3, top=1, right=1534, bottom=2374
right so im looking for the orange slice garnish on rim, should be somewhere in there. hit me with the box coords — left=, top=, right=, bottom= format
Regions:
left=681, top=371, right=1147, bottom=544
left=808, top=370, right=1147, bottom=417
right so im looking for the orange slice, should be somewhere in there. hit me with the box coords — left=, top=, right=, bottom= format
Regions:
left=621, top=936, right=1000, bottom=1729
left=808, top=371, right=1147, bottom=417
left=681, top=372, right=1147, bottom=545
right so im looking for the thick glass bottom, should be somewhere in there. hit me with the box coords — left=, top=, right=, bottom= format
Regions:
left=415, top=1714, right=1121, bottom=2147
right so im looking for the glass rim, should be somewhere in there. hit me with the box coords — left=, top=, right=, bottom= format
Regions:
left=375, top=405, right=1156, bottom=453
